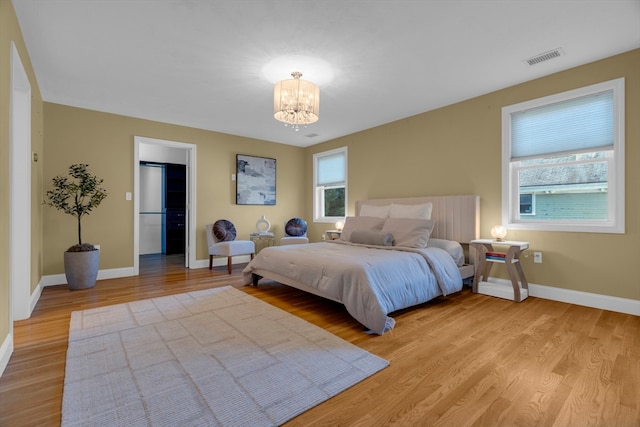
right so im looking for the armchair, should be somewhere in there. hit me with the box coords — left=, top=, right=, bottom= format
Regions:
left=206, top=220, right=255, bottom=274
left=280, top=217, right=309, bottom=245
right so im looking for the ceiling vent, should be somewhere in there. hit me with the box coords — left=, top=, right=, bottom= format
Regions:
left=524, top=48, right=565, bottom=66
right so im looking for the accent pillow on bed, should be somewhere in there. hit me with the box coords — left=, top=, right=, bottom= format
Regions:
left=389, top=202, right=433, bottom=220
left=427, top=238, right=465, bottom=266
left=381, top=218, right=435, bottom=248
left=358, top=204, right=390, bottom=218
left=350, top=230, right=394, bottom=246
left=339, top=216, right=386, bottom=241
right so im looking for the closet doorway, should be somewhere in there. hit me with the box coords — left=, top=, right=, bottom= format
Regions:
left=139, top=162, right=186, bottom=256
left=133, top=137, right=197, bottom=275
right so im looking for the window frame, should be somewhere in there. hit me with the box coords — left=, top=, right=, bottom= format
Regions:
left=313, top=146, right=347, bottom=223
left=501, top=78, right=625, bottom=234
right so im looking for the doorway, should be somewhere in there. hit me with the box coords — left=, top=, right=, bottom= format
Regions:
left=139, top=162, right=186, bottom=256
left=133, top=137, right=196, bottom=275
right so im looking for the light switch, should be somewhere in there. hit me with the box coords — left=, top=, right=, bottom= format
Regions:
left=125, top=192, right=132, bottom=200
left=232, top=174, right=236, bottom=181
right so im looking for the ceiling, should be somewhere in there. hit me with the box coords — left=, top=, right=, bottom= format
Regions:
left=12, top=0, right=640, bottom=148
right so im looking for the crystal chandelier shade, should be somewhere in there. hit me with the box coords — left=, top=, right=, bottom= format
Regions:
left=274, top=71, right=319, bottom=130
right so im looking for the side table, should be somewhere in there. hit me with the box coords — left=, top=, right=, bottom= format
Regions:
left=471, top=239, right=529, bottom=302
left=249, top=232, right=275, bottom=253
left=325, top=230, right=342, bottom=240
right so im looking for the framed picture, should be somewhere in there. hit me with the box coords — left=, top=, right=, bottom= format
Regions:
left=236, top=154, right=276, bottom=205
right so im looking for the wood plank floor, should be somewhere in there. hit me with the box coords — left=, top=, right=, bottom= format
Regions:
left=1, top=254, right=638, bottom=426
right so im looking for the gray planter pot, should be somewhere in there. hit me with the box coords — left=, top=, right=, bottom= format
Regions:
left=64, top=250, right=100, bottom=290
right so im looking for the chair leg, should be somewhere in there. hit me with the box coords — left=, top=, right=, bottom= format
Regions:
left=227, top=256, right=232, bottom=274
left=209, top=255, right=213, bottom=270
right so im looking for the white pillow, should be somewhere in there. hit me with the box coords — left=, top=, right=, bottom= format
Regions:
left=427, top=238, right=465, bottom=266
left=339, top=216, right=386, bottom=241
left=359, top=204, right=390, bottom=218
left=389, top=203, right=433, bottom=220
left=381, top=218, right=435, bottom=248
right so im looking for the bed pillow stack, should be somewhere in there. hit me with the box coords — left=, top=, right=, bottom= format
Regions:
left=340, top=202, right=435, bottom=248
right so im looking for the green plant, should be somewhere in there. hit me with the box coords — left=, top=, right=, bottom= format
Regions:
left=45, top=164, right=108, bottom=252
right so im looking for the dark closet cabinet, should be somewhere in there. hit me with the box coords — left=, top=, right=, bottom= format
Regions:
left=165, top=164, right=186, bottom=255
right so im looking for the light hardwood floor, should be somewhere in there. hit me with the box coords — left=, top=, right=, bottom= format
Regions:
left=0, top=255, right=638, bottom=426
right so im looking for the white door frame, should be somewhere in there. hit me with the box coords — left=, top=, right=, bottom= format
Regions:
left=133, top=136, right=196, bottom=274
left=10, top=42, right=32, bottom=321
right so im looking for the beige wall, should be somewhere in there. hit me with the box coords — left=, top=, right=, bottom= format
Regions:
left=0, top=0, right=44, bottom=346
left=1, top=3, right=637, bottom=363
left=306, top=49, right=640, bottom=301
left=43, top=104, right=306, bottom=273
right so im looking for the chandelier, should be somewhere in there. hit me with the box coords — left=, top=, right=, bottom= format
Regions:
left=273, top=71, right=319, bottom=130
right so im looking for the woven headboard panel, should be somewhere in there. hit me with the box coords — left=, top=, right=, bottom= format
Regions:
left=354, top=195, right=480, bottom=244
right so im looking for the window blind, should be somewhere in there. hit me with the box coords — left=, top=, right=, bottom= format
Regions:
left=317, top=152, right=345, bottom=186
left=511, top=89, right=614, bottom=160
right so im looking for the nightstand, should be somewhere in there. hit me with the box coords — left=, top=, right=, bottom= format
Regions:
left=471, top=239, right=529, bottom=302
left=325, top=230, right=342, bottom=240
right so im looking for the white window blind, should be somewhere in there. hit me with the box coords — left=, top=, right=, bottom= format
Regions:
left=317, top=151, right=345, bottom=186
left=511, top=89, right=614, bottom=160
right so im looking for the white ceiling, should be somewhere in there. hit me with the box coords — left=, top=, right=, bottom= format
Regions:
left=12, top=0, right=640, bottom=148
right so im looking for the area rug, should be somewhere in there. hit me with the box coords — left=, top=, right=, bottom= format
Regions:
left=61, top=286, right=388, bottom=426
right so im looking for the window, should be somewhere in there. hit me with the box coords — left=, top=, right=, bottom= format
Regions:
left=501, top=78, right=624, bottom=233
left=519, top=193, right=534, bottom=215
left=313, top=147, right=347, bottom=222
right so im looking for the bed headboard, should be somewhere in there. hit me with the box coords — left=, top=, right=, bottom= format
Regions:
left=354, top=195, right=480, bottom=244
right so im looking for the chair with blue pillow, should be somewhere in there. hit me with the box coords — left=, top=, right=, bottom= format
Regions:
left=280, top=217, right=309, bottom=245
left=206, top=219, right=255, bottom=274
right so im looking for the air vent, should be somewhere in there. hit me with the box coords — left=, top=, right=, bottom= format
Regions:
left=305, top=133, right=319, bottom=138
left=524, top=48, right=564, bottom=66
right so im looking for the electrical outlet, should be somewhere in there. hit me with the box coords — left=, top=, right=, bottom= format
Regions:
left=533, top=251, right=542, bottom=263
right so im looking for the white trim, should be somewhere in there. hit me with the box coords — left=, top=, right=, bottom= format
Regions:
left=134, top=136, right=197, bottom=273
left=313, top=146, right=347, bottom=223
left=39, top=257, right=255, bottom=286
left=40, top=267, right=137, bottom=287
left=483, top=278, right=640, bottom=316
left=10, top=41, right=32, bottom=321
left=191, top=255, right=253, bottom=271
left=30, top=282, right=43, bottom=314
left=0, top=333, right=13, bottom=378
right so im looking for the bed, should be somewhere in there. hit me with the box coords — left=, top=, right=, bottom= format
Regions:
left=242, top=195, right=480, bottom=334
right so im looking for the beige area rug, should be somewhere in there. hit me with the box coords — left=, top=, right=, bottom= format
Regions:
left=61, top=286, right=388, bottom=426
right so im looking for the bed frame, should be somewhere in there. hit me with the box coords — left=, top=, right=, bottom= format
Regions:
left=249, top=195, right=480, bottom=296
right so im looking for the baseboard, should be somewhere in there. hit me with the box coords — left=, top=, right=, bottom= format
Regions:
left=196, top=254, right=253, bottom=271
left=485, top=278, right=640, bottom=316
left=41, top=266, right=137, bottom=287
left=40, top=256, right=253, bottom=287
left=0, top=332, right=13, bottom=378
left=30, top=282, right=43, bottom=314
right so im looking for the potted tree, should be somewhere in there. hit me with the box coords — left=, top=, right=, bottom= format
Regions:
left=45, top=164, right=108, bottom=289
